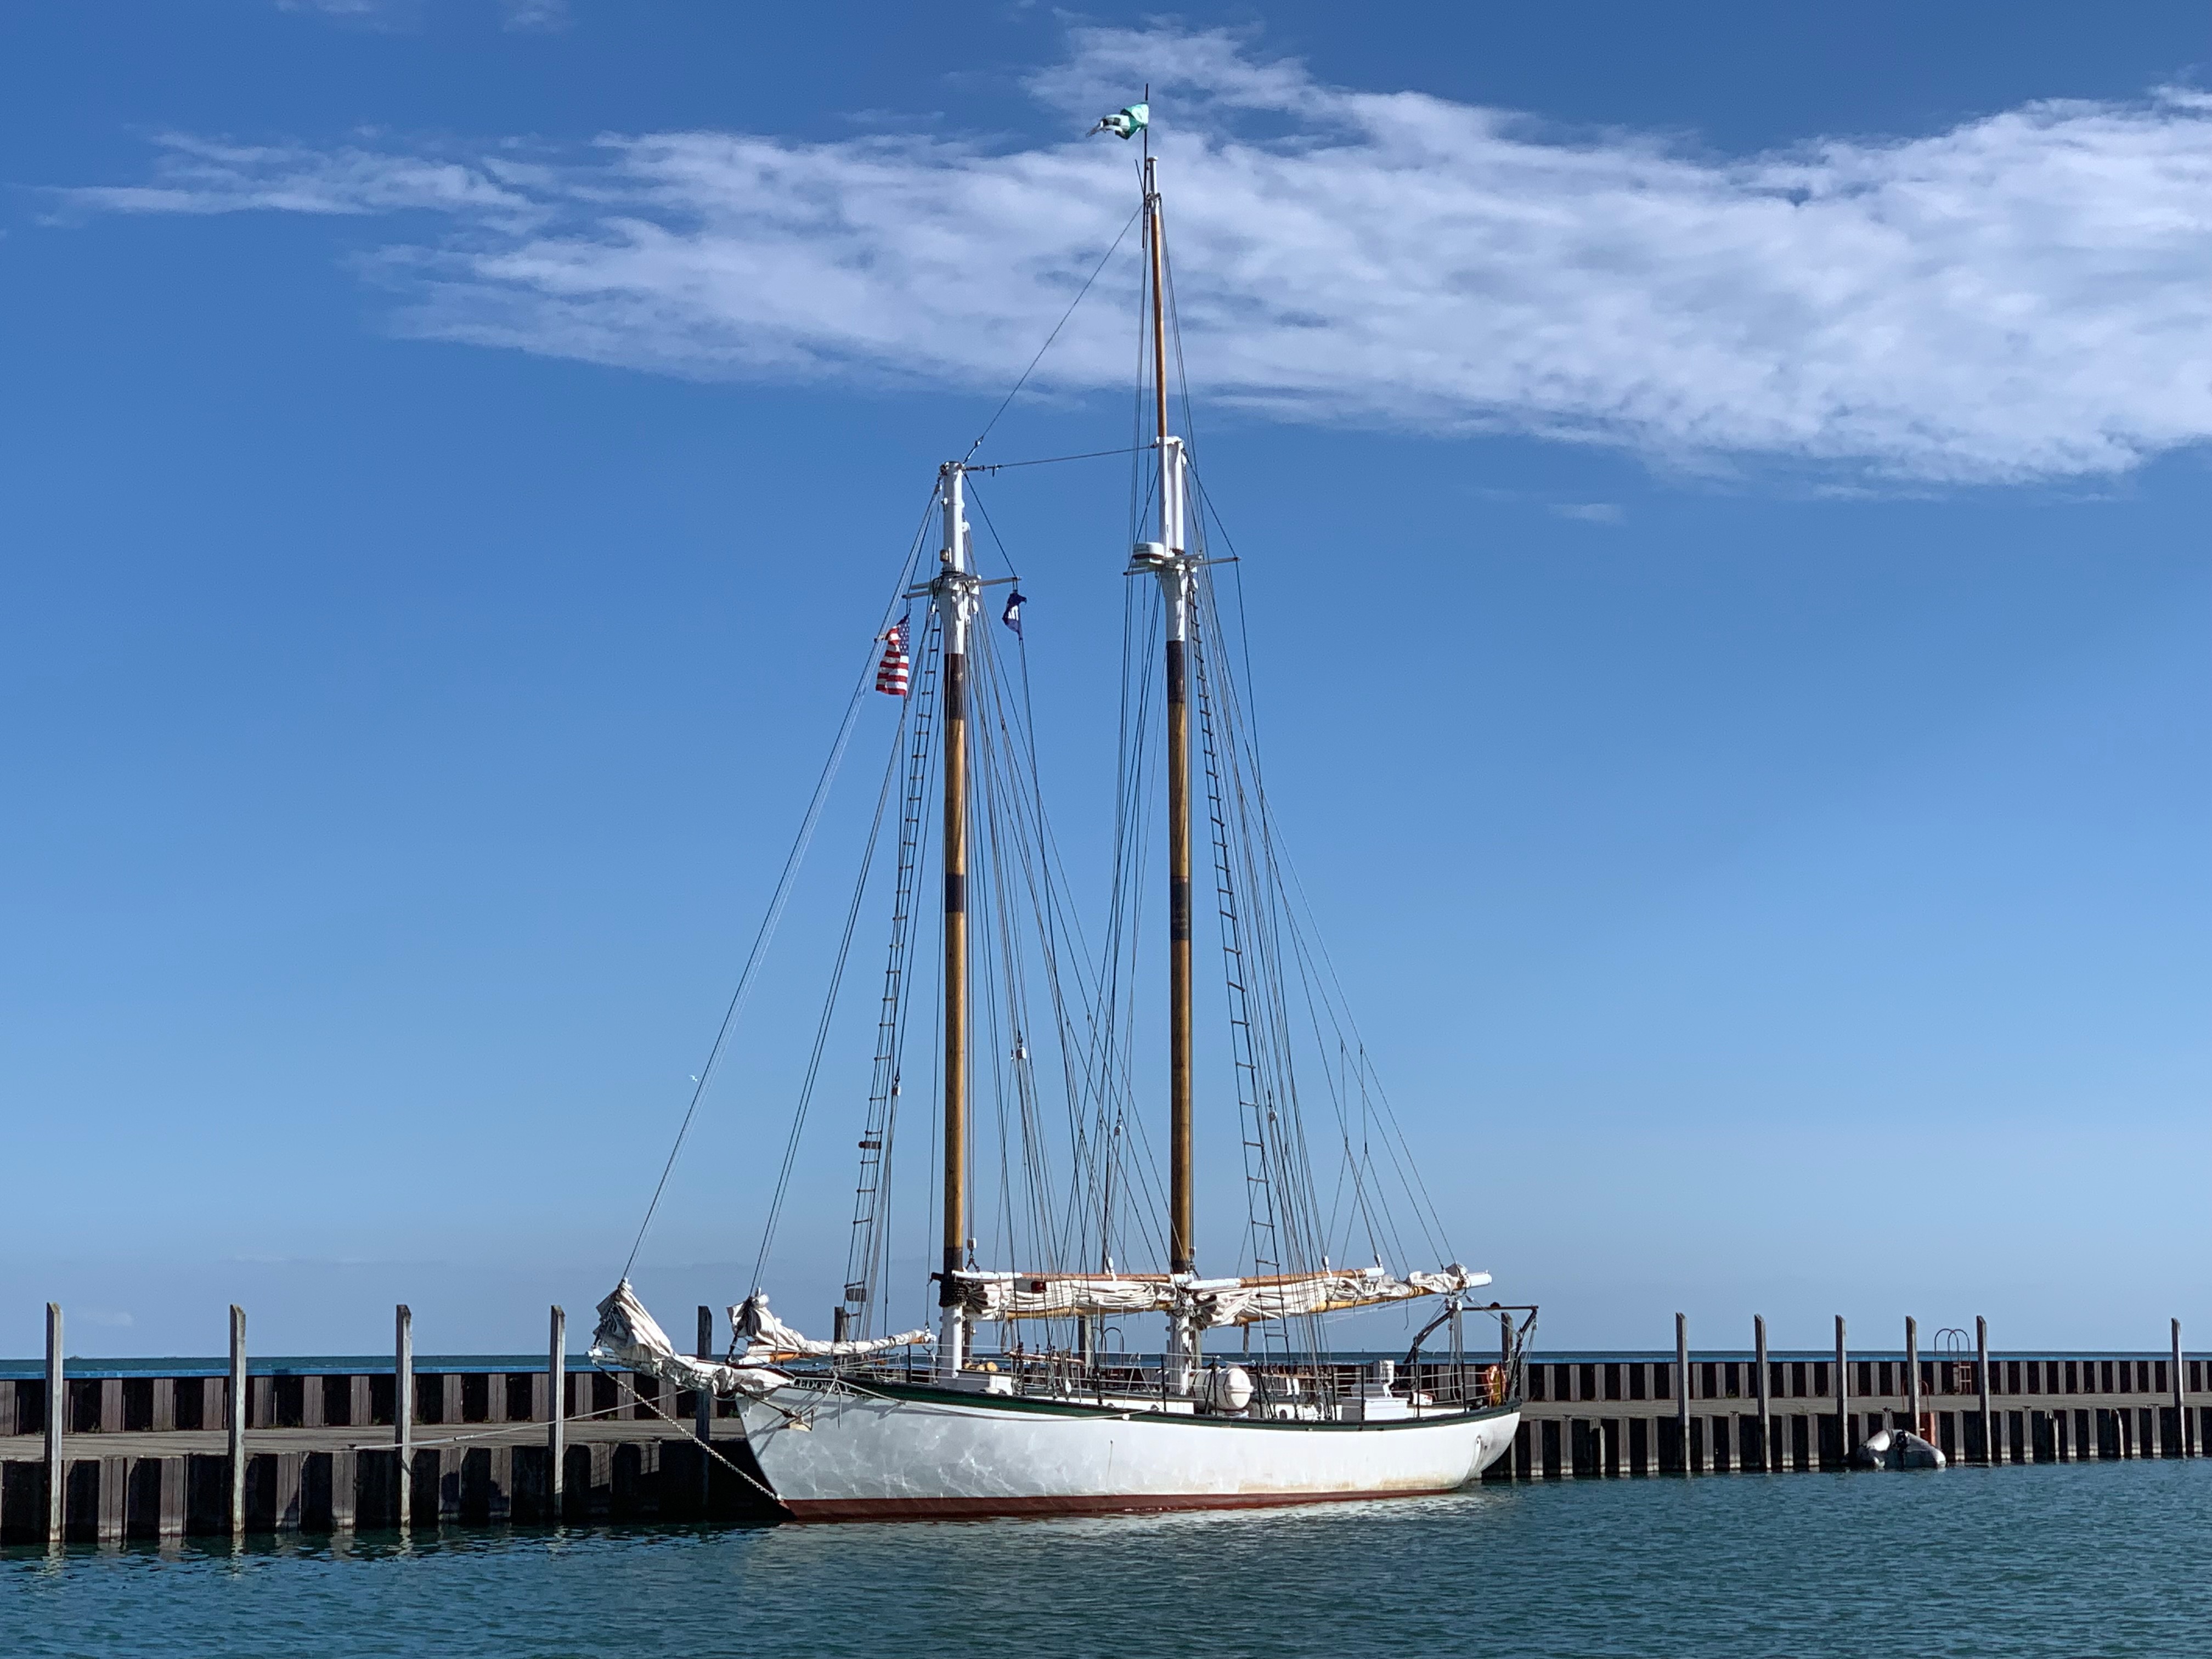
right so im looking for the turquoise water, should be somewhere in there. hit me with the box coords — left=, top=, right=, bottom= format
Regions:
left=7, top=1460, right=2205, bottom=1657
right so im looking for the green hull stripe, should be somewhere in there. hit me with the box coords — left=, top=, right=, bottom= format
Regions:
left=788, top=1376, right=1521, bottom=1432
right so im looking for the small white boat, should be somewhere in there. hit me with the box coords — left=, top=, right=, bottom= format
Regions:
left=1852, top=1427, right=1947, bottom=1470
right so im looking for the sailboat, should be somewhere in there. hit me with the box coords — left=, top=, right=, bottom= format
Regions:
left=591, top=99, right=1533, bottom=1521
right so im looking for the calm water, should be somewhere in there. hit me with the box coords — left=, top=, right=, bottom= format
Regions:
left=6, top=1460, right=2205, bottom=1658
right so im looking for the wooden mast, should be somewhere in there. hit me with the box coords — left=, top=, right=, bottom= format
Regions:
left=1146, top=154, right=1195, bottom=1281
left=935, top=461, right=979, bottom=1379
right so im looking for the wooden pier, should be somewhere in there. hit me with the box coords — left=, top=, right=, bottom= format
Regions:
left=2, top=1306, right=2200, bottom=1542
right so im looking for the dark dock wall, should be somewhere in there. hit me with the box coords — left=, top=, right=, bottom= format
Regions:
left=0, top=1365, right=740, bottom=1441
left=0, top=1436, right=776, bottom=1544
left=1492, top=1351, right=2208, bottom=1481
left=0, top=1356, right=774, bottom=1545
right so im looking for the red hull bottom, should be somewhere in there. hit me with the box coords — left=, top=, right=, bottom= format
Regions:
left=782, top=1485, right=1463, bottom=1522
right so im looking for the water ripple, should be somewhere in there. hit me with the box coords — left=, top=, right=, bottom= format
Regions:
left=4, top=1461, right=2203, bottom=1658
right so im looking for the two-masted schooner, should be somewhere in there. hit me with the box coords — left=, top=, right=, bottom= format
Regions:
left=592, top=99, right=1533, bottom=1520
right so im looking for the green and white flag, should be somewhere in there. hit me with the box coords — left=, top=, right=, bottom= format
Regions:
left=1090, top=101, right=1149, bottom=140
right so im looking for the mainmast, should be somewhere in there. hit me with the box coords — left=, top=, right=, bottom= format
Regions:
left=1145, top=153, right=1195, bottom=1284
left=934, top=461, right=979, bottom=1380
left=1130, top=149, right=1198, bottom=1395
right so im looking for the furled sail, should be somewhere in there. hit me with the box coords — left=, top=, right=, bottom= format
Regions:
left=1187, top=1265, right=1490, bottom=1328
left=590, top=1283, right=934, bottom=1397
left=949, top=1264, right=1489, bottom=1329
left=590, top=1280, right=789, bottom=1398
left=730, top=1293, right=934, bottom=1362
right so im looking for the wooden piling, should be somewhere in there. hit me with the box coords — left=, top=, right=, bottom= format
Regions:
left=695, top=1305, right=713, bottom=1508
left=394, top=1305, right=414, bottom=1530
left=695, top=1306, right=713, bottom=1444
left=1975, top=1316, right=1993, bottom=1466
left=1753, top=1315, right=1771, bottom=1471
left=1833, top=1314, right=1848, bottom=1467
left=1905, top=1315, right=1921, bottom=1436
left=227, top=1305, right=246, bottom=1536
left=1674, top=1313, right=1690, bottom=1472
left=43, top=1302, right=62, bottom=1544
left=548, top=1306, right=566, bottom=1515
left=97, top=1455, right=125, bottom=1541
left=2173, top=1318, right=2190, bottom=1458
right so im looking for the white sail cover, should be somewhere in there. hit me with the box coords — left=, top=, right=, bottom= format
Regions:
left=589, top=1282, right=933, bottom=1398
left=590, top=1280, right=792, bottom=1398
left=948, top=1263, right=1489, bottom=1329
left=729, top=1292, right=934, bottom=1362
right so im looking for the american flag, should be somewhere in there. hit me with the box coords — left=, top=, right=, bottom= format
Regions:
left=875, top=619, right=911, bottom=696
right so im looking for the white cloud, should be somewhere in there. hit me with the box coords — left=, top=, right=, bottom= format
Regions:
left=62, top=28, right=2212, bottom=483
left=1553, top=504, right=1625, bottom=524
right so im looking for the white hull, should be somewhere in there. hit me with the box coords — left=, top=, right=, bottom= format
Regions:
left=737, top=1377, right=1520, bottom=1521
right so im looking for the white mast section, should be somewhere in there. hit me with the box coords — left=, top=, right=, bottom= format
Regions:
left=1158, top=436, right=1189, bottom=630
left=940, top=462, right=974, bottom=638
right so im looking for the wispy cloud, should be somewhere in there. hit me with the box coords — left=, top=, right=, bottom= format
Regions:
left=276, top=0, right=569, bottom=31
left=1553, top=504, right=1626, bottom=525
left=499, top=0, right=569, bottom=30
left=65, top=136, right=541, bottom=218
left=60, top=27, right=2212, bottom=483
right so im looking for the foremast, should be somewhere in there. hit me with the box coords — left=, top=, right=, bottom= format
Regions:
left=933, top=462, right=980, bottom=1380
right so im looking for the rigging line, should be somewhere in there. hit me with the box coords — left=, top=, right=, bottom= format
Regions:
left=975, top=446, right=1145, bottom=472
left=597, top=1368, right=784, bottom=1503
left=875, top=619, right=940, bottom=1331
left=1267, top=794, right=1451, bottom=1266
left=1102, top=575, right=1169, bottom=1264
left=1080, top=511, right=1173, bottom=1275
left=973, top=632, right=1064, bottom=1260
left=1189, top=469, right=1451, bottom=1262
left=620, top=486, right=941, bottom=1285
left=960, top=490, right=1056, bottom=1271
left=1161, top=232, right=1200, bottom=462
left=748, top=696, right=908, bottom=1292
left=975, top=495, right=1114, bottom=1242
left=1128, top=229, right=1152, bottom=548
left=1195, top=563, right=1383, bottom=1338
left=624, top=666, right=866, bottom=1282
left=845, top=611, right=939, bottom=1336
left=1221, top=650, right=1389, bottom=1274
left=963, top=483, right=1020, bottom=582
left=962, top=202, right=1144, bottom=466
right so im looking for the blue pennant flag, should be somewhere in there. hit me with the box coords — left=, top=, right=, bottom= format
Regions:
left=1002, top=588, right=1027, bottom=639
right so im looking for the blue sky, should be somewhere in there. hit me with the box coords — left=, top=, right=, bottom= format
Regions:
left=3, top=1, right=2208, bottom=1361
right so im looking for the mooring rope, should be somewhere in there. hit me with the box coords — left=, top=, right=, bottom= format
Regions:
left=597, top=1363, right=814, bottom=1508
left=620, top=488, right=942, bottom=1284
